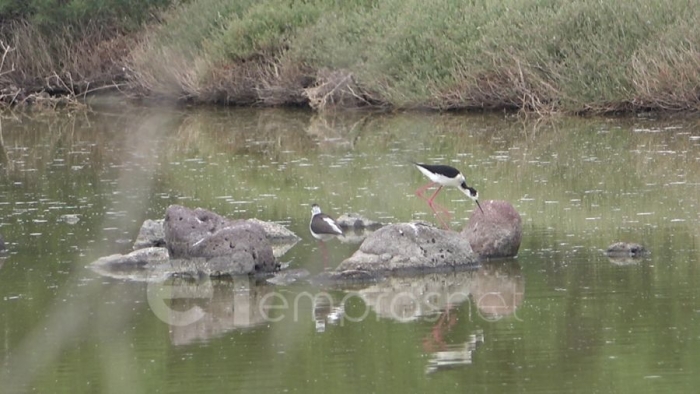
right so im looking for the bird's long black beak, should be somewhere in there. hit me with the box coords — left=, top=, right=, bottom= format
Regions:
left=475, top=199, right=484, bottom=214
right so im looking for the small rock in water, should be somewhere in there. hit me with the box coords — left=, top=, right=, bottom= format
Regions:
left=335, top=213, right=383, bottom=229
left=266, top=269, right=311, bottom=286
left=59, top=214, right=81, bottom=225
left=605, top=242, right=648, bottom=258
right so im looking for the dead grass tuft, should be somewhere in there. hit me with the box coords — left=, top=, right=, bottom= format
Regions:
left=304, top=69, right=377, bottom=111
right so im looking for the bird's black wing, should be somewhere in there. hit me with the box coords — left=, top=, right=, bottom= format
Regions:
left=414, top=163, right=461, bottom=178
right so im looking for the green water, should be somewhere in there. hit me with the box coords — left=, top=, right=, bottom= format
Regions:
left=0, top=107, right=699, bottom=393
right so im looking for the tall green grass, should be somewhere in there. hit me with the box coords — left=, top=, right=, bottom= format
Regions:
left=129, top=0, right=700, bottom=113
left=0, top=0, right=172, bottom=106
left=5, top=0, right=700, bottom=113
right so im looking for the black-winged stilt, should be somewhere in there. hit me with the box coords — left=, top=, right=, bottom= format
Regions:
left=309, top=204, right=343, bottom=240
left=412, top=162, right=484, bottom=229
left=309, top=203, right=343, bottom=269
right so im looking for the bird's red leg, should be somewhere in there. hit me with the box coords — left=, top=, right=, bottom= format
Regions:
left=416, top=183, right=450, bottom=214
left=426, top=186, right=447, bottom=211
left=317, top=241, right=330, bottom=270
left=422, top=304, right=457, bottom=352
left=415, top=182, right=436, bottom=201
left=433, top=210, right=451, bottom=230
left=415, top=184, right=452, bottom=229
left=425, top=187, right=452, bottom=230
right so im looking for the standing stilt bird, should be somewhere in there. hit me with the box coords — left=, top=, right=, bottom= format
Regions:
left=412, top=162, right=484, bottom=229
left=309, top=203, right=343, bottom=268
left=309, top=204, right=344, bottom=241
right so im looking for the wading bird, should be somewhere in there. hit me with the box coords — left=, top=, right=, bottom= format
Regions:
left=309, top=203, right=343, bottom=267
left=412, top=162, right=483, bottom=229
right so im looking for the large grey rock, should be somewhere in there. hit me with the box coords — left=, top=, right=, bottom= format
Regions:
left=462, top=200, right=522, bottom=259
left=90, top=246, right=274, bottom=280
left=248, top=218, right=301, bottom=243
left=133, top=216, right=298, bottom=258
left=89, top=247, right=172, bottom=281
left=133, top=219, right=166, bottom=250
left=164, top=205, right=276, bottom=274
left=167, top=256, right=260, bottom=277
left=92, top=247, right=171, bottom=270
left=336, top=222, right=478, bottom=274
left=163, top=205, right=238, bottom=258
left=91, top=206, right=302, bottom=281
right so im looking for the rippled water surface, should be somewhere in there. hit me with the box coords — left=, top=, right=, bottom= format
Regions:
left=1, top=106, right=699, bottom=393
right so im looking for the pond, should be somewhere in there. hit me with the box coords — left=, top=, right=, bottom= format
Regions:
left=0, top=105, right=699, bottom=393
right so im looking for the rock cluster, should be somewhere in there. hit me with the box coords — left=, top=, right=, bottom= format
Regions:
left=91, top=205, right=300, bottom=279
left=92, top=200, right=524, bottom=283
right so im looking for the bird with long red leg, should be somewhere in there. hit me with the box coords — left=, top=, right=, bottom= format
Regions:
left=412, top=162, right=483, bottom=230
left=309, top=203, right=343, bottom=269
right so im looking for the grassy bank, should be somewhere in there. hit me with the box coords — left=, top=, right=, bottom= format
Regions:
left=3, top=0, right=700, bottom=114
left=0, top=0, right=171, bottom=107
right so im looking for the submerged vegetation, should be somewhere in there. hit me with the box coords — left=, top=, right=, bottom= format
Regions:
left=2, top=0, right=700, bottom=114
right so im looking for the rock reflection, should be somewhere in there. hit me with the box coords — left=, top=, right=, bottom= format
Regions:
left=425, top=330, right=484, bottom=375
left=352, top=262, right=523, bottom=323
left=607, top=256, right=644, bottom=266
left=356, top=272, right=474, bottom=322
left=161, top=277, right=275, bottom=346
left=329, top=262, right=523, bottom=374
left=472, top=261, right=525, bottom=320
